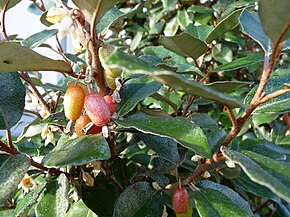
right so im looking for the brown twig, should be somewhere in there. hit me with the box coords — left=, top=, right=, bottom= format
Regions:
left=182, top=95, right=195, bottom=117
left=254, top=199, right=273, bottom=213
left=0, top=140, right=63, bottom=176
left=225, top=106, right=238, bottom=129
left=6, top=129, right=16, bottom=152
left=259, top=89, right=290, bottom=104
left=20, top=72, right=52, bottom=115
left=90, top=0, right=103, bottom=45
left=1, top=0, right=11, bottom=41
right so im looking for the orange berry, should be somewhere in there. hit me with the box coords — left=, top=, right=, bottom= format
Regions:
left=84, top=92, right=111, bottom=127
left=64, top=86, right=85, bottom=120
left=75, top=114, right=102, bottom=136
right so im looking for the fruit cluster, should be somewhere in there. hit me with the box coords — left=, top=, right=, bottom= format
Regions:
left=63, top=85, right=117, bottom=136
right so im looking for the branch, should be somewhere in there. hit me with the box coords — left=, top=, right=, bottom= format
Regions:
left=20, top=72, right=52, bottom=115
left=1, top=0, right=10, bottom=41
left=0, top=140, right=63, bottom=176
left=259, top=89, right=290, bottom=104
left=90, top=0, right=103, bottom=45
left=225, top=106, right=237, bottom=129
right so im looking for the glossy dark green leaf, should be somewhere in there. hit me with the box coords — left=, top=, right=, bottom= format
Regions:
left=0, top=155, right=30, bottom=200
left=212, top=53, right=264, bottom=72
left=112, top=158, right=137, bottom=188
left=185, top=24, right=214, bottom=41
left=206, top=81, right=251, bottom=93
left=113, top=182, right=163, bottom=217
left=13, top=183, right=46, bottom=217
left=115, top=111, right=211, bottom=157
left=232, top=172, right=281, bottom=203
left=107, top=50, right=244, bottom=108
left=193, top=180, right=252, bottom=217
left=21, top=29, right=58, bottom=48
left=221, top=147, right=290, bottom=203
left=79, top=176, right=121, bottom=217
left=17, top=140, right=54, bottom=157
left=205, top=9, right=243, bottom=43
left=259, top=0, right=290, bottom=43
left=66, top=200, right=98, bottom=217
left=72, top=0, right=121, bottom=27
left=136, top=134, right=180, bottom=167
left=0, top=0, right=21, bottom=11
left=239, top=9, right=271, bottom=52
left=0, top=42, right=72, bottom=73
left=118, top=76, right=161, bottom=116
left=43, top=134, right=110, bottom=167
left=0, top=72, right=25, bottom=129
left=238, top=139, right=289, bottom=161
left=159, top=33, right=207, bottom=59
left=245, top=74, right=290, bottom=113
left=35, top=174, right=69, bottom=217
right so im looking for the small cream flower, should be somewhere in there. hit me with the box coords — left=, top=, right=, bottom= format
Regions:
left=46, top=7, right=69, bottom=24
left=18, top=174, right=37, bottom=193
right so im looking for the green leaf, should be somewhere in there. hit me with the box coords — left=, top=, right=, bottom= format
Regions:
left=188, top=5, right=214, bottom=14
left=142, top=45, right=188, bottom=64
left=79, top=176, right=121, bottom=217
left=232, top=172, right=281, bottom=203
left=136, top=134, right=180, bottom=167
left=115, top=111, right=211, bottom=157
left=193, top=180, right=252, bottom=217
left=16, top=123, right=47, bottom=143
left=206, top=81, right=251, bottom=93
left=13, top=183, right=46, bottom=217
left=113, top=182, right=163, bottom=217
left=17, top=140, right=54, bottom=157
left=43, top=134, right=110, bottom=167
left=40, top=112, right=68, bottom=127
left=112, top=158, right=137, bottom=188
left=238, top=139, right=289, bottom=161
left=177, top=9, right=193, bottom=29
left=107, top=50, right=244, bottom=108
left=0, top=42, right=72, bottom=73
left=0, top=209, right=14, bottom=217
left=96, top=4, right=142, bottom=35
left=205, top=9, right=243, bottom=43
left=0, top=0, right=21, bottom=11
left=212, top=53, right=264, bottom=72
left=118, top=75, right=161, bottom=116
left=21, top=29, right=58, bottom=48
left=259, top=0, right=290, bottom=43
left=221, top=147, right=290, bottom=203
left=185, top=24, right=214, bottom=41
left=162, top=0, right=178, bottom=11
left=0, top=72, right=25, bottom=129
left=71, top=0, right=121, bottom=27
left=245, top=74, right=290, bottom=113
left=159, top=33, right=207, bottom=59
left=239, top=9, right=271, bottom=52
left=35, top=174, right=69, bottom=217
left=64, top=53, right=87, bottom=66
left=0, top=155, right=30, bottom=200
left=66, top=200, right=98, bottom=217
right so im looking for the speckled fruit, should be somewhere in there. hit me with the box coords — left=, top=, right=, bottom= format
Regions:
left=99, top=44, right=122, bottom=90
left=75, top=114, right=102, bottom=136
left=84, top=92, right=111, bottom=126
left=172, top=187, right=189, bottom=214
left=104, top=95, right=117, bottom=115
left=64, top=86, right=85, bottom=120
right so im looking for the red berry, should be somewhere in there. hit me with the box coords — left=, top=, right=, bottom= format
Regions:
left=172, top=187, right=189, bottom=214
left=104, top=95, right=117, bottom=115
left=64, top=86, right=85, bottom=121
left=84, top=92, right=111, bottom=127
